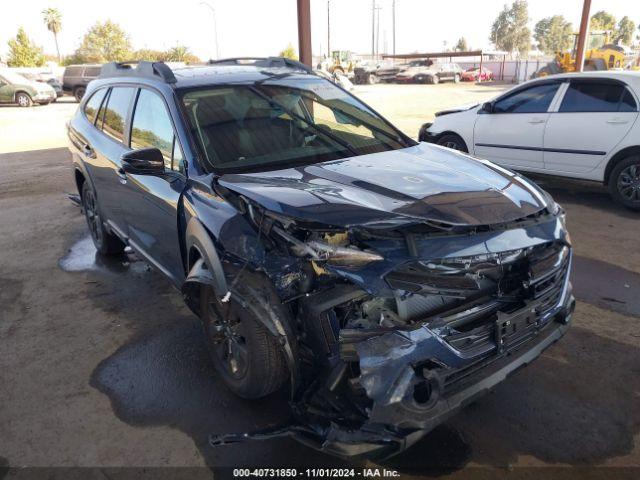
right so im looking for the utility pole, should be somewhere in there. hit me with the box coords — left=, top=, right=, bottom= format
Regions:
left=575, top=0, right=592, bottom=72
left=371, top=0, right=375, bottom=59
left=327, top=0, right=330, bottom=58
left=375, top=3, right=382, bottom=58
left=392, top=0, right=396, bottom=57
left=297, top=0, right=312, bottom=67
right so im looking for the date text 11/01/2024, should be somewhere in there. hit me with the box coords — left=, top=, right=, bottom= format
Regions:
left=233, top=468, right=400, bottom=478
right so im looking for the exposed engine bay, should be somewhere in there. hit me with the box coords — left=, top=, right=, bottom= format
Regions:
left=198, top=190, right=575, bottom=459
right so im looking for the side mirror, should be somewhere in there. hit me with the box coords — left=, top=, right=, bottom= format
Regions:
left=121, top=148, right=165, bottom=175
left=480, top=102, right=494, bottom=114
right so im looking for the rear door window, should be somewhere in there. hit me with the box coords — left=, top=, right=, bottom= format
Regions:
left=560, top=82, right=636, bottom=112
left=101, top=87, right=135, bottom=142
left=493, top=83, right=560, bottom=113
left=83, top=89, right=107, bottom=125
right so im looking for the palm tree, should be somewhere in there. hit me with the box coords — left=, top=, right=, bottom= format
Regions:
left=42, top=8, right=62, bottom=63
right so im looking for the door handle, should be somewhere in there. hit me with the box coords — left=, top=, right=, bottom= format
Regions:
left=606, top=118, right=629, bottom=125
left=82, top=144, right=95, bottom=158
left=528, top=119, right=546, bottom=124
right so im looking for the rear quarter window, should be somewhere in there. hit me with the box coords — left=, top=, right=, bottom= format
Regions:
left=560, top=82, right=635, bottom=112
left=83, top=89, right=107, bottom=125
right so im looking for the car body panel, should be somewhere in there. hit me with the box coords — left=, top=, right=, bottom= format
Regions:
left=218, top=142, right=548, bottom=227
left=67, top=61, right=573, bottom=459
left=424, top=71, right=640, bottom=182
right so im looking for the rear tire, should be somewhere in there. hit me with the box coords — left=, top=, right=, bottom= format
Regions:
left=16, top=92, right=33, bottom=107
left=81, top=182, right=125, bottom=255
left=430, top=75, right=439, bottom=85
left=608, top=155, right=640, bottom=210
left=73, top=87, right=86, bottom=102
left=437, top=133, right=468, bottom=153
left=367, top=73, right=379, bottom=85
left=200, top=280, right=288, bottom=399
left=454, top=74, right=461, bottom=83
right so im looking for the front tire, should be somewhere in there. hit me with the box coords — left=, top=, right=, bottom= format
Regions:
left=608, top=155, right=640, bottom=210
left=429, top=75, right=440, bottom=85
left=81, top=182, right=125, bottom=255
left=200, top=282, right=288, bottom=399
left=16, top=92, right=33, bottom=107
left=454, top=74, right=461, bottom=83
left=367, top=73, right=379, bottom=85
left=437, top=133, right=468, bottom=153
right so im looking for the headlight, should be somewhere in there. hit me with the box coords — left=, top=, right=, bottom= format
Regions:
left=272, top=226, right=383, bottom=267
left=300, top=240, right=383, bottom=267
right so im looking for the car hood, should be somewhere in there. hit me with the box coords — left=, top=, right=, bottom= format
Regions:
left=217, top=143, right=550, bottom=228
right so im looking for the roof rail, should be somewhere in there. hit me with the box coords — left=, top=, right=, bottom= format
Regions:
left=207, top=57, right=312, bottom=73
left=99, top=61, right=177, bottom=84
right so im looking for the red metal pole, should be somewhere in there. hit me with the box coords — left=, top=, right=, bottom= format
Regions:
left=297, top=0, right=312, bottom=67
left=575, top=0, right=592, bottom=72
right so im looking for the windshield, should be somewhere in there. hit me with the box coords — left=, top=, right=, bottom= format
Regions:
left=0, top=71, right=30, bottom=84
left=180, top=76, right=413, bottom=172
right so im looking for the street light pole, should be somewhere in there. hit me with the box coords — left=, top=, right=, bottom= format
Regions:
left=327, top=0, right=330, bottom=57
left=392, top=0, right=396, bottom=57
left=199, top=1, right=220, bottom=60
left=371, top=0, right=375, bottom=58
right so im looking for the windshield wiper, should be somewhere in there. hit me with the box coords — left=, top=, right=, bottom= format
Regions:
left=248, top=86, right=359, bottom=157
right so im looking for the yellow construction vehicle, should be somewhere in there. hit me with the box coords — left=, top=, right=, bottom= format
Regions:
left=327, top=50, right=356, bottom=75
left=534, top=31, right=639, bottom=77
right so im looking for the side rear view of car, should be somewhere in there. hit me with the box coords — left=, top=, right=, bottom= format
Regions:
left=421, top=71, right=640, bottom=210
left=0, top=69, right=56, bottom=106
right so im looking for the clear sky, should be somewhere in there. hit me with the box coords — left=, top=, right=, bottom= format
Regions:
left=1, top=0, right=639, bottom=61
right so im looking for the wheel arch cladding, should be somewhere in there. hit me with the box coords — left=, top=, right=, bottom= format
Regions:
left=182, top=217, right=228, bottom=316
left=74, top=168, right=86, bottom=196
left=14, top=90, right=32, bottom=101
left=604, top=145, right=640, bottom=184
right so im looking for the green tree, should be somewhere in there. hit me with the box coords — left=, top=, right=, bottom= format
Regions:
left=133, top=49, right=167, bottom=62
left=455, top=37, right=469, bottom=52
left=590, top=10, right=616, bottom=31
left=616, top=16, right=636, bottom=45
left=73, top=20, right=132, bottom=63
left=42, top=8, right=62, bottom=63
left=7, top=27, right=45, bottom=67
left=534, top=15, right=573, bottom=54
left=489, top=0, right=531, bottom=57
left=164, top=45, right=200, bottom=63
left=278, top=43, right=298, bottom=60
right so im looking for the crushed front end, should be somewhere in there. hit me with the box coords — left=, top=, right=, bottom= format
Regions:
left=207, top=192, right=574, bottom=459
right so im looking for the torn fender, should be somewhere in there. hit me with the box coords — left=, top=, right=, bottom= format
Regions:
left=182, top=217, right=228, bottom=315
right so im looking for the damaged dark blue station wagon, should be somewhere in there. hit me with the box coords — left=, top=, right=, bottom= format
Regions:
left=68, top=59, right=575, bottom=458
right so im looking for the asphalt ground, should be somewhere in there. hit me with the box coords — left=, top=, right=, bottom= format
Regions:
left=1, top=84, right=639, bottom=479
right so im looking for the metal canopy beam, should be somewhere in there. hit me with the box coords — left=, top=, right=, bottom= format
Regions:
left=382, top=50, right=484, bottom=60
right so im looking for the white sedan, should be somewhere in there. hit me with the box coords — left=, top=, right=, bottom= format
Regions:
left=420, top=71, right=640, bottom=209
